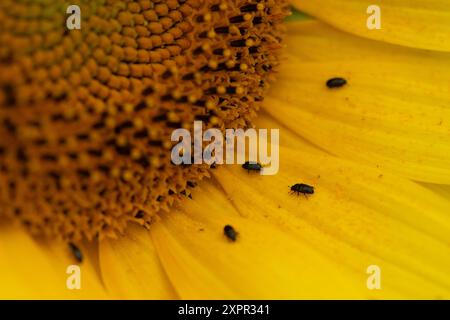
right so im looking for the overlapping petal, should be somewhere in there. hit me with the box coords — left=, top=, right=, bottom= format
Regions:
left=99, top=224, right=178, bottom=299
left=149, top=181, right=365, bottom=299
left=291, top=0, right=450, bottom=52
left=264, top=21, right=450, bottom=183
left=207, top=120, right=450, bottom=298
left=0, top=223, right=107, bottom=299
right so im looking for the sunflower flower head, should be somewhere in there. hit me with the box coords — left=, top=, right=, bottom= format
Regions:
left=0, top=0, right=289, bottom=241
left=0, top=0, right=449, bottom=301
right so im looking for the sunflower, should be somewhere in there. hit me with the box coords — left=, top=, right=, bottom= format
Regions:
left=0, top=0, right=449, bottom=299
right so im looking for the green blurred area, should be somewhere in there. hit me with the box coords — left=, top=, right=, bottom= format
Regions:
left=285, top=7, right=311, bottom=22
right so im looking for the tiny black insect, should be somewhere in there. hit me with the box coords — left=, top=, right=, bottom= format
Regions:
left=224, top=225, right=238, bottom=241
left=289, top=183, right=315, bottom=197
left=69, top=242, right=83, bottom=263
left=242, top=161, right=262, bottom=172
left=326, top=77, right=347, bottom=89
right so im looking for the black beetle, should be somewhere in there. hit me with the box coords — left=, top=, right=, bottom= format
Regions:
left=242, top=161, right=262, bottom=172
left=69, top=242, right=83, bottom=263
left=224, top=225, right=238, bottom=241
left=289, top=183, right=315, bottom=197
left=326, top=77, right=347, bottom=89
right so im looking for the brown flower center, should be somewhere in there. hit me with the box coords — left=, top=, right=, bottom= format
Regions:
left=0, top=0, right=289, bottom=241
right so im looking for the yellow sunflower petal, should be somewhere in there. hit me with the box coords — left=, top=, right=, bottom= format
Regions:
left=150, top=182, right=365, bottom=299
left=210, top=138, right=450, bottom=298
left=99, top=223, right=178, bottom=299
left=36, top=238, right=109, bottom=299
left=291, top=0, right=450, bottom=52
left=150, top=216, right=238, bottom=300
left=0, top=223, right=107, bottom=299
left=263, top=21, right=450, bottom=184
